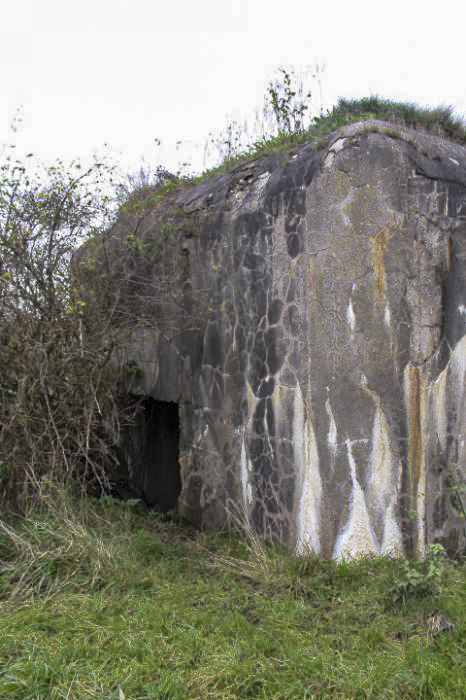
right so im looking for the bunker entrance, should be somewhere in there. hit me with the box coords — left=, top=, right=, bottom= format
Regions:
left=126, top=397, right=181, bottom=512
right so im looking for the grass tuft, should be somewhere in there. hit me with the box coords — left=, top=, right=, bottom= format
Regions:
left=322, top=96, right=466, bottom=144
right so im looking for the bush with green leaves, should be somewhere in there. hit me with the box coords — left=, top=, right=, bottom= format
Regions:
left=391, top=543, right=448, bottom=606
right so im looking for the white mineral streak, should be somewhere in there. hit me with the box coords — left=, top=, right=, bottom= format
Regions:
left=323, top=152, right=335, bottom=169
left=384, top=303, right=391, bottom=329
left=325, top=394, right=338, bottom=461
left=381, top=499, right=403, bottom=554
left=367, top=406, right=403, bottom=555
left=331, top=137, right=347, bottom=154
left=346, top=299, right=355, bottom=333
left=430, top=361, right=449, bottom=452
left=240, top=381, right=258, bottom=514
left=333, top=439, right=379, bottom=559
left=294, top=385, right=322, bottom=554
left=450, top=335, right=466, bottom=468
left=361, top=374, right=403, bottom=555
left=240, top=436, right=253, bottom=511
left=323, top=139, right=347, bottom=169
left=235, top=170, right=271, bottom=213
left=451, top=334, right=466, bottom=392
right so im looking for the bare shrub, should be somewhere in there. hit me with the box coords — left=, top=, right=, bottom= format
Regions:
left=0, top=136, right=211, bottom=512
left=0, top=148, right=133, bottom=510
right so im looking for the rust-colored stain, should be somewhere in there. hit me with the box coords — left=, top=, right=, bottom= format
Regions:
left=446, top=233, right=452, bottom=272
left=305, top=397, right=314, bottom=421
left=372, top=229, right=388, bottom=298
left=406, top=367, right=422, bottom=493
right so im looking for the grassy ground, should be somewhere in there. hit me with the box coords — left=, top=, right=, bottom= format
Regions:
left=0, top=498, right=464, bottom=699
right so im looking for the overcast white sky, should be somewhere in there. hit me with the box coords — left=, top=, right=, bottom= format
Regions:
left=1, top=0, right=465, bottom=174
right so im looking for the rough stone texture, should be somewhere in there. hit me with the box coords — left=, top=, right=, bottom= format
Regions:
left=121, top=120, right=466, bottom=558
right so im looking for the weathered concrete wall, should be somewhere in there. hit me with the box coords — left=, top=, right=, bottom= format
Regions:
left=122, top=120, right=466, bottom=558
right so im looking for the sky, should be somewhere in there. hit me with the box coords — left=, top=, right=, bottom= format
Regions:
left=1, top=0, right=465, bottom=175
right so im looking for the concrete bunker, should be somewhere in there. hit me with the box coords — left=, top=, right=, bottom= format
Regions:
left=125, top=397, right=181, bottom=511
left=112, top=121, right=466, bottom=557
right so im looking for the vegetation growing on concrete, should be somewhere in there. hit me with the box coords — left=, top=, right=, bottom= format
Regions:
left=315, top=96, right=466, bottom=144
left=127, top=92, right=466, bottom=207
left=195, top=97, right=466, bottom=180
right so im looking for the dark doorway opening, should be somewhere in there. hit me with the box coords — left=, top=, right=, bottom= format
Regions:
left=125, top=397, right=181, bottom=511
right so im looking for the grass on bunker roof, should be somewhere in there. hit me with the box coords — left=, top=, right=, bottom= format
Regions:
left=120, top=96, right=466, bottom=216
left=196, top=96, right=466, bottom=178
left=0, top=497, right=464, bottom=699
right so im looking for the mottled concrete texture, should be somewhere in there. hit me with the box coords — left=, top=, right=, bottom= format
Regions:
left=124, top=121, right=466, bottom=558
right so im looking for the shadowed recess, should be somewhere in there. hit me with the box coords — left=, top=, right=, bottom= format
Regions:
left=124, top=397, right=181, bottom=511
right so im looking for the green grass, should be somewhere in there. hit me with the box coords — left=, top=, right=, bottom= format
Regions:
left=125, top=96, right=466, bottom=211
left=314, top=97, right=466, bottom=144
left=196, top=96, right=466, bottom=177
left=1, top=498, right=464, bottom=699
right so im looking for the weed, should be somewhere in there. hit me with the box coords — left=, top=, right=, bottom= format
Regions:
left=267, top=67, right=312, bottom=135
left=391, top=543, right=448, bottom=606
